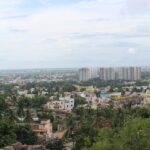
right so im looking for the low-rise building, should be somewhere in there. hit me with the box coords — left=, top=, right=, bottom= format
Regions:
left=31, top=120, right=53, bottom=140
left=44, top=96, right=74, bottom=112
left=44, top=101, right=65, bottom=110
left=141, top=90, right=150, bottom=105
left=18, top=90, right=28, bottom=96
left=59, top=96, right=74, bottom=111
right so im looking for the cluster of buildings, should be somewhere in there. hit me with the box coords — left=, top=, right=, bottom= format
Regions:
left=31, top=96, right=75, bottom=142
left=79, top=67, right=141, bottom=81
left=43, top=96, right=74, bottom=112
left=0, top=69, right=78, bottom=84
left=79, top=67, right=100, bottom=81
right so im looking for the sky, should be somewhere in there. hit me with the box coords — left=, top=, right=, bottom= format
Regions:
left=0, top=0, right=150, bottom=69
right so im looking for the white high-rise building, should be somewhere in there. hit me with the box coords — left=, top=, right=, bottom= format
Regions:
left=118, top=67, right=141, bottom=81
left=133, top=67, right=141, bottom=80
left=79, top=68, right=91, bottom=81
left=99, top=67, right=115, bottom=80
left=79, top=66, right=141, bottom=81
left=90, top=67, right=99, bottom=79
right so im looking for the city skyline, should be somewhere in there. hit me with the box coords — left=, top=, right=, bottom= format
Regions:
left=0, top=0, right=150, bottom=69
left=79, top=66, right=141, bottom=81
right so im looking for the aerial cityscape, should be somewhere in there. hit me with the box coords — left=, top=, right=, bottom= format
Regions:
left=0, top=0, right=150, bottom=150
left=0, top=66, right=150, bottom=149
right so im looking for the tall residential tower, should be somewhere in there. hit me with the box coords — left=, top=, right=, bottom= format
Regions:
left=79, top=68, right=91, bottom=81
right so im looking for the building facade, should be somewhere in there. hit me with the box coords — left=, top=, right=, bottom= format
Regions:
left=79, top=66, right=141, bottom=81
left=79, top=68, right=91, bottom=81
left=118, top=67, right=141, bottom=81
left=99, top=67, right=116, bottom=80
left=44, top=96, right=74, bottom=112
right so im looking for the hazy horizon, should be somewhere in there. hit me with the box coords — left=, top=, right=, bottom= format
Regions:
left=0, top=0, right=150, bottom=69
left=0, top=66, right=150, bottom=72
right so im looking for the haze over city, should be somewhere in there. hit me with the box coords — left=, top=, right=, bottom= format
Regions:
left=0, top=0, right=150, bottom=69
left=0, top=1, right=150, bottom=149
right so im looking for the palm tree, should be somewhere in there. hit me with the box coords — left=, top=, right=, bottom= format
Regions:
left=25, top=109, right=32, bottom=123
left=17, top=105, right=25, bottom=122
left=8, top=109, right=17, bottom=122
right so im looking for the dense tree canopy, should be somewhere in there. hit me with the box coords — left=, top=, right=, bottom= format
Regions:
left=0, top=119, right=16, bottom=148
left=86, top=118, right=150, bottom=150
left=74, top=96, right=87, bottom=108
left=15, top=125, right=37, bottom=145
left=0, top=119, right=38, bottom=148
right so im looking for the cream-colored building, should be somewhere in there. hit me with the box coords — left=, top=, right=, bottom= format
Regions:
left=141, top=90, right=150, bottom=105
left=31, top=120, right=53, bottom=139
left=44, top=96, right=74, bottom=111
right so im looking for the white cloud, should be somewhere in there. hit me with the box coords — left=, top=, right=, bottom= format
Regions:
left=127, top=48, right=137, bottom=54
left=126, top=0, right=150, bottom=14
left=0, top=0, right=150, bottom=69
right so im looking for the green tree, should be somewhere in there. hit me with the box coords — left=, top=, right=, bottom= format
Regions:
left=119, top=118, right=150, bottom=150
left=0, top=119, right=16, bottom=148
left=15, top=125, right=37, bottom=145
left=17, top=105, right=25, bottom=119
left=85, top=118, right=150, bottom=150
left=74, top=96, right=87, bottom=108
left=46, top=140, right=63, bottom=150
left=25, top=109, right=32, bottom=123
left=0, top=95, right=9, bottom=118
